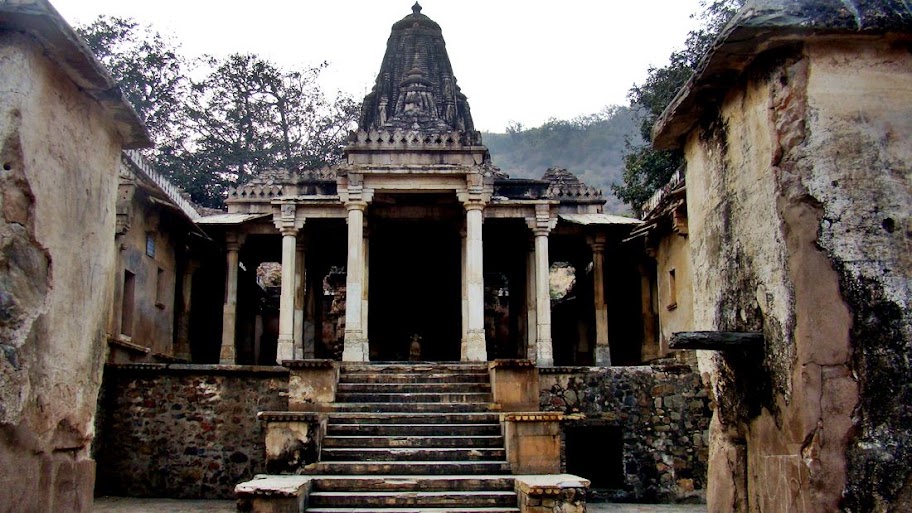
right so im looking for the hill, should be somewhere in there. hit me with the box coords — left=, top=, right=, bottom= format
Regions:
left=482, top=105, right=642, bottom=215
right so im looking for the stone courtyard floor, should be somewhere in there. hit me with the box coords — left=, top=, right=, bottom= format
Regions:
left=93, top=496, right=707, bottom=512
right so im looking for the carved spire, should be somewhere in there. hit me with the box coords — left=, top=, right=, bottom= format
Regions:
left=358, top=5, right=476, bottom=134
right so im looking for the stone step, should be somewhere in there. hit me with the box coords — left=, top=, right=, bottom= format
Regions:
left=306, top=508, right=519, bottom=513
left=306, top=461, right=511, bottom=475
left=322, top=435, right=504, bottom=449
left=335, top=392, right=492, bottom=403
left=327, top=402, right=500, bottom=413
left=340, top=363, right=490, bottom=374
left=310, top=475, right=514, bottom=493
left=308, top=490, right=517, bottom=508
left=340, top=372, right=490, bottom=384
left=326, top=423, right=501, bottom=437
left=321, top=447, right=506, bottom=462
left=337, top=382, right=491, bottom=393
left=326, top=412, right=501, bottom=425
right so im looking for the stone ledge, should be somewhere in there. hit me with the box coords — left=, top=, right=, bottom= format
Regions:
left=282, top=359, right=336, bottom=369
left=489, top=359, right=536, bottom=369
left=515, top=474, right=590, bottom=496
left=258, top=411, right=322, bottom=423
left=502, top=412, right=564, bottom=422
left=235, top=474, right=311, bottom=497
left=538, top=365, right=654, bottom=375
left=104, top=363, right=290, bottom=376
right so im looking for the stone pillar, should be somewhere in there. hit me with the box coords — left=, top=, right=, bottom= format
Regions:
left=462, top=201, right=487, bottom=361
left=174, top=260, right=198, bottom=361
left=220, top=231, right=243, bottom=364
left=525, top=241, right=538, bottom=361
left=361, top=227, right=369, bottom=344
left=293, top=239, right=306, bottom=358
left=460, top=226, right=468, bottom=346
left=276, top=227, right=299, bottom=362
left=275, top=204, right=304, bottom=363
left=589, top=235, right=611, bottom=366
left=528, top=205, right=555, bottom=367
left=342, top=201, right=369, bottom=361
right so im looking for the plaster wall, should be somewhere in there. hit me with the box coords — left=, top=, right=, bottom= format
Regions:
left=655, top=232, right=693, bottom=356
left=111, top=194, right=179, bottom=357
left=685, top=38, right=911, bottom=512
left=0, top=33, right=122, bottom=513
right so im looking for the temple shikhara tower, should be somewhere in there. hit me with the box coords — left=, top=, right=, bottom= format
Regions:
left=204, top=2, right=641, bottom=370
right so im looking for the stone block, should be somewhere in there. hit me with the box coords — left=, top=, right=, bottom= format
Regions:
left=260, top=412, right=324, bottom=474
left=236, top=475, right=310, bottom=513
left=515, top=474, right=589, bottom=513
left=283, top=360, right=338, bottom=410
left=490, top=360, right=540, bottom=411
left=503, top=413, right=563, bottom=474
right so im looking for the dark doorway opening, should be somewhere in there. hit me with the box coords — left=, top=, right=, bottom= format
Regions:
left=564, top=425, right=625, bottom=490
left=369, top=217, right=461, bottom=361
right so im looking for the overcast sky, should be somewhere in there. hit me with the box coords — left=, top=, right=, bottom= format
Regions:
left=51, top=0, right=705, bottom=132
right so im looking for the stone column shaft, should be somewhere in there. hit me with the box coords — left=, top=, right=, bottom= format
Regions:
left=293, top=242, right=305, bottom=359
left=591, top=240, right=611, bottom=366
left=462, top=203, right=487, bottom=361
left=220, top=233, right=242, bottom=364
left=342, top=203, right=369, bottom=361
left=276, top=227, right=298, bottom=362
left=174, top=261, right=197, bottom=361
left=526, top=244, right=538, bottom=361
left=534, top=229, right=553, bottom=366
left=461, top=228, right=468, bottom=346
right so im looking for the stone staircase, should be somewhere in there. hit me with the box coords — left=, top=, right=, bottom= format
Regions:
left=304, top=362, right=519, bottom=512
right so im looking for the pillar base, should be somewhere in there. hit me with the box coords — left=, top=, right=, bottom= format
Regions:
left=536, top=337, right=553, bottom=367
left=462, top=330, right=487, bottom=362
left=277, top=335, right=295, bottom=363
left=220, top=305, right=237, bottom=364
left=595, top=345, right=612, bottom=367
left=342, top=333, right=369, bottom=362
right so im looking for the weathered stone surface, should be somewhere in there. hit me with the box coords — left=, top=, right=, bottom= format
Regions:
left=660, top=17, right=911, bottom=510
left=539, top=365, right=711, bottom=503
left=95, top=365, right=289, bottom=499
left=0, top=17, right=142, bottom=511
left=358, top=3, right=476, bottom=134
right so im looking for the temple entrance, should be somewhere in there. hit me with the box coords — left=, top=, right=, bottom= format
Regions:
left=369, top=215, right=462, bottom=361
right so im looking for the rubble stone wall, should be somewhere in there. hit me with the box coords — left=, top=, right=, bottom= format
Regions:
left=684, top=39, right=911, bottom=512
left=95, top=364, right=288, bottom=499
left=539, top=365, right=711, bottom=502
left=0, top=33, right=123, bottom=513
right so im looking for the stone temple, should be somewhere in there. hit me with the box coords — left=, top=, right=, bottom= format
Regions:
left=1, top=1, right=911, bottom=512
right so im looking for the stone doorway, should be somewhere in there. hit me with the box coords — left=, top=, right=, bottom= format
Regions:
left=368, top=216, right=462, bottom=361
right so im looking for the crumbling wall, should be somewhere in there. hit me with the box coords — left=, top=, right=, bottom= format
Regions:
left=0, top=33, right=122, bottom=513
left=95, top=364, right=289, bottom=499
left=539, top=364, right=711, bottom=502
left=685, top=39, right=911, bottom=512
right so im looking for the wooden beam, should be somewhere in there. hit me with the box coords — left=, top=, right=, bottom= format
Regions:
left=669, top=331, right=764, bottom=351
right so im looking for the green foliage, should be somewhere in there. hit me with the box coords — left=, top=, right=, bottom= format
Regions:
left=484, top=106, right=641, bottom=214
left=77, top=16, right=358, bottom=208
left=613, top=0, right=745, bottom=211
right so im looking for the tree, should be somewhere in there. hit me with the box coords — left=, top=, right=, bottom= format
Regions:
left=77, top=17, right=359, bottom=208
left=613, top=0, right=744, bottom=211
left=77, top=16, right=188, bottom=147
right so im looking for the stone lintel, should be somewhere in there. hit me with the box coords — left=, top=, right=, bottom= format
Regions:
left=256, top=411, right=323, bottom=423
left=281, top=359, right=336, bottom=369
left=489, top=359, right=535, bottom=369
left=501, top=412, right=564, bottom=423
left=104, top=362, right=289, bottom=376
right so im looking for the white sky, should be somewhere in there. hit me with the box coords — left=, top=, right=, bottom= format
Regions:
left=51, top=0, right=704, bottom=132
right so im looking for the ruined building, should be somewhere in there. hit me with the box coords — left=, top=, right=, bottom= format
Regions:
left=0, top=0, right=910, bottom=512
